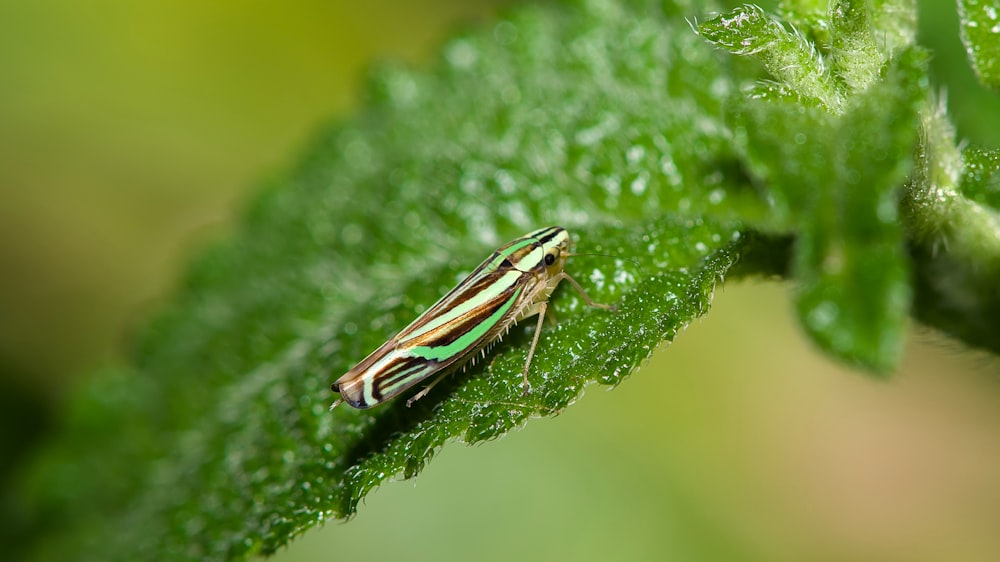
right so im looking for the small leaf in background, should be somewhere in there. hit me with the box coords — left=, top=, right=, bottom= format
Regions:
left=958, top=0, right=1000, bottom=92
left=698, top=4, right=842, bottom=109
left=702, top=2, right=925, bottom=371
left=902, top=76, right=1000, bottom=357
left=871, top=0, right=918, bottom=56
left=961, top=145, right=1000, bottom=209
left=906, top=118, right=1000, bottom=355
left=829, top=0, right=882, bottom=92
left=792, top=53, right=924, bottom=373
left=732, top=51, right=923, bottom=372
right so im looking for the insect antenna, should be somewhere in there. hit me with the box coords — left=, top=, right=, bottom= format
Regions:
left=565, top=251, right=642, bottom=270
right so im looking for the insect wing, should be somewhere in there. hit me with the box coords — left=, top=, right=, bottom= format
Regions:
left=332, top=227, right=567, bottom=409
left=334, top=251, right=533, bottom=407
left=370, top=267, right=530, bottom=403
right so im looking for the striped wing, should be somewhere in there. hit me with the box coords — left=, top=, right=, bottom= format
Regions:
left=368, top=267, right=536, bottom=403
left=333, top=226, right=566, bottom=408
left=334, top=253, right=537, bottom=407
left=395, top=230, right=547, bottom=335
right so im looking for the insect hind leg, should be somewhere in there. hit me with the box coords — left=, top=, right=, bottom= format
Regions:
left=520, top=301, right=548, bottom=395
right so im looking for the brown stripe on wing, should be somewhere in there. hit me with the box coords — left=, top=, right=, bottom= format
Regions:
left=376, top=278, right=537, bottom=395
left=504, top=240, right=546, bottom=272
left=531, top=226, right=565, bottom=248
left=372, top=354, right=437, bottom=399
left=335, top=337, right=398, bottom=384
left=397, top=229, right=548, bottom=335
left=400, top=266, right=516, bottom=337
left=394, top=250, right=506, bottom=336
left=404, top=272, right=529, bottom=349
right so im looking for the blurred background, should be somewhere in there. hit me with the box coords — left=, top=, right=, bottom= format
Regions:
left=1, top=0, right=998, bottom=560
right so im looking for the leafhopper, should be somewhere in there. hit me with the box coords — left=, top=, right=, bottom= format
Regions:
left=331, top=226, right=614, bottom=409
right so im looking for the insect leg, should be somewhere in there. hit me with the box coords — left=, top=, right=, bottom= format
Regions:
left=521, top=301, right=548, bottom=395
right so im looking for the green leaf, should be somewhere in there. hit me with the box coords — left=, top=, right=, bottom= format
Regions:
left=701, top=3, right=925, bottom=371
left=698, top=4, right=842, bottom=109
left=775, top=0, right=918, bottom=56
left=24, top=1, right=751, bottom=559
left=958, top=0, right=1000, bottom=92
left=961, top=145, right=1000, bottom=210
left=870, top=0, right=918, bottom=56
left=20, top=1, right=1000, bottom=560
left=790, top=55, right=922, bottom=372
left=729, top=50, right=924, bottom=372
left=905, top=108, right=1000, bottom=355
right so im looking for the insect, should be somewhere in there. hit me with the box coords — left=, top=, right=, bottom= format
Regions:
left=330, top=226, right=615, bottom=409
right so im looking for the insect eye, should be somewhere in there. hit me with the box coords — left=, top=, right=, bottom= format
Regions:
left=544, top=253, right=556, bottom=266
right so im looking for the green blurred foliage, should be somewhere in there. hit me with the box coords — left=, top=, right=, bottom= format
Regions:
left=957, top=0, right=1000, bottom=93
left=1, top=0, right=999, bottom=561
left=0, top=0, right=516, bottom=554
left=0, top=0, right=516, bottom=395
left=698, top=0, right=1000, bottom=369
